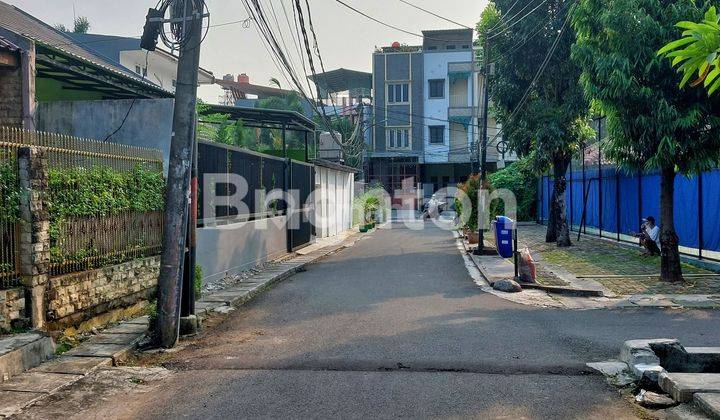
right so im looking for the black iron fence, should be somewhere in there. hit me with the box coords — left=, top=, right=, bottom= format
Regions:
left=197, top=140, right=314, bottom=251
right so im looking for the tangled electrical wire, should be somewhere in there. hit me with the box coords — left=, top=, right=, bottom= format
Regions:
left=156, top=0, right=210, bottom=51
left=241, top=0, right=367, bottom=162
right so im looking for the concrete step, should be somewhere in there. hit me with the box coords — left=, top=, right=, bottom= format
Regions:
left=695, top=393, right=720, bottom=419
left=0, top=333, right=55, bottom=382
left=660, top=372, right=720, bottom=402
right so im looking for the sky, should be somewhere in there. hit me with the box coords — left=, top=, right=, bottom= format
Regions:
left=6, top=0, right=486, bottom=103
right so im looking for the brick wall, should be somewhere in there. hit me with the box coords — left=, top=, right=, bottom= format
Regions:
left=45, top=256, right=160, bottom=327
left=0, top=66, right=22, bottom=128
left=0, top=288, right=25, bottom=331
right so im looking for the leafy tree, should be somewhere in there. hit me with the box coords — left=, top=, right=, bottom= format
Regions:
left=572, top=0, right=720, bottom=282
left=73, top=16, right=91, bottom=34
left=477, top=1, right=591, bottom=246
left=658, top=6, right=720, bottom=95
left=53, top=16, right=91, bottom=34
left=257, top=92, right=306, bottom=150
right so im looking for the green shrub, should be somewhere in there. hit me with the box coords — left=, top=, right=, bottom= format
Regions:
left=353, top=186, right=387, bottom=225
left=48, top=164, right=164, bottom=219
left=488, top=158, right=537, bottom=221
left=47, top=164, right=165, bottom=266
left=0, top=158, right=20, bottom=223
left=456, top=174, right=484, bottom=231
left=194, top=264, right=203, bottom=297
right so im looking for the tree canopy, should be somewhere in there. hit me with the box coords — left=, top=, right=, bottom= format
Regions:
left=658, top=6, right=720, bottom=96
left=478, top=0, right=591, bottom=172
left=572, top=0, right=720, bottom=281
left=572, top=0, right=720, bottom=175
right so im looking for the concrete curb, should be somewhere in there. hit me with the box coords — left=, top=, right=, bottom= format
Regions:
left=459, top=234, right=603, bottom=297
left=518, top=282, right=605, bottom=297
left=0, top=333, right=55, bottom=383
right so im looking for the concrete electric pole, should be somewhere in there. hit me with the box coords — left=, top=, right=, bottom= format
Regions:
left=154, top=0, right=206, bottom=348
left=474, top=34, right=493, bottom=256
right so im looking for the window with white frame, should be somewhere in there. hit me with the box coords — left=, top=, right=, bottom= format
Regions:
left=387, top=83, right=409, bottom=103
left=386, top=128, right=411, bottom=149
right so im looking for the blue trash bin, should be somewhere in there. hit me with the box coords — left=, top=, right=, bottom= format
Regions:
left=494, top=216, right=515, bottom=258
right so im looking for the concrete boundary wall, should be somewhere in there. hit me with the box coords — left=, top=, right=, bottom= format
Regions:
left=36, top=99, right=174, bottom=174
left=196, top=216, right=288, bottom=286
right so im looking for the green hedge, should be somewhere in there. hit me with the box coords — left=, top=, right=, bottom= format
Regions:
left=48, top=164, right=165, bottom=220
left=47, top=164, right=165, bottom=266
left=488, top=158, right=537, bottom=221
left=0, top=159, right=20, bottom=223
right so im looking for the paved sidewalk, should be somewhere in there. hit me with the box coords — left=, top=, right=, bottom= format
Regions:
left=457, top=231, right=720, bottom=310
left=518, top=224, right=720, bottom=295
left=0, top=230, right=364, bottom=418
left=0, top=317, right=147, bottom=416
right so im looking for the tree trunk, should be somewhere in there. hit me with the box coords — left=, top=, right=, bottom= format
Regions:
left=659, top=166, right=683, bottom=282
left=545, top=187, right=557, bottom=242
left=553, top=154, right=572, bottom=247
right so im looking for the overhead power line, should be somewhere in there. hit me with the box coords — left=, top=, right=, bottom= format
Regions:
left=488, top=0, right=551, bottom=40
left=396, top=0, right=473, bottom=30
left=485, top=2, right=575, bottom=146
left=333, top=0, right=457, bottom=43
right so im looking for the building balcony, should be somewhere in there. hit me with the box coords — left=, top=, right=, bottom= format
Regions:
left=448, top=61, right=480, bottom=74
left=449, top=93, right=469, bottom=108
left=448, top=150, right=472, bottom=163
left=448, top=105, right=473, bottom=119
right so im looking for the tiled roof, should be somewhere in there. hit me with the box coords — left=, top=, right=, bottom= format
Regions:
left=0, top=35, right=19, bottom=51
left=0, top=1, right=170, bottom=94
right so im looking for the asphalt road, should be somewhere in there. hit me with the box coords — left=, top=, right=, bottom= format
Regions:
left=35, top=223, right=720, bottom=419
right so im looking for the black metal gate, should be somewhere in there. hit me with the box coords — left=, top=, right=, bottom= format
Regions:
left=287, top=160, right=314, bottom=251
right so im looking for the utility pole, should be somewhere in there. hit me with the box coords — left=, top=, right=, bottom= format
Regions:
left=474, top=34, right=493, bottom=255
left=156, top=0, right=204, bottom=348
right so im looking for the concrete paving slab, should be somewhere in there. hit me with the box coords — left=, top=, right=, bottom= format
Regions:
left=0, top=333, right=44, bottom=356
left=125, top=316, right=149, bottom=325
left=0, top=390, right=46, bottom=417
left=0, top=371, right=81, bottom=393
left=695, top=393, right=720, bottom=418
left=84, top=333, right=141, bottom=346
left=660, top=372, right=720, bottom=402
left=103, top=323, right=147, bottom=335
left=0, top=334, right=55, bottom=382
left=64, top=343, right=128, bottom=359
left=31, top=356, right=111, bottom=375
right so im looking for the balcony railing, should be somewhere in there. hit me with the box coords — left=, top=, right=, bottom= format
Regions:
left=449, top=93, right=469, bottom=108
left=448, top=61, right=478, bottom=74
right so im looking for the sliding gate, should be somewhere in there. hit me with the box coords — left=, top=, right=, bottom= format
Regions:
left=288, top=160, right=315, bottom=251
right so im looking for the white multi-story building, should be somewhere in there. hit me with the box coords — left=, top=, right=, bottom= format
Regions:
left=368, top=29, right=516, bottom=200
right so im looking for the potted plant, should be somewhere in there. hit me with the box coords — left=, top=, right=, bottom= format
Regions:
left=364, top=195, right=380, bottom=230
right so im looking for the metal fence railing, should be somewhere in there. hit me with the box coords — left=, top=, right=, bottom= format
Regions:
left=0, top=140, right=21, bottom=289
left=0, top=127, right=165, bottom=277
left=197, top=140, right=286, bottom=225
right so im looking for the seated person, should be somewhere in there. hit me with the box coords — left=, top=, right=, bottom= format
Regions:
left=634, top=216, right=661, bottom=256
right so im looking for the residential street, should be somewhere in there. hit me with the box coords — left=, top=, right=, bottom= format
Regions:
left=18, top=223, right=720, bottom=419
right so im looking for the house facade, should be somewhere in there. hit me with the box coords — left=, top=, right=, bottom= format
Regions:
left=67, top=33, right=214, bottom=92
left=367, top=29, right=515, bottom=204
